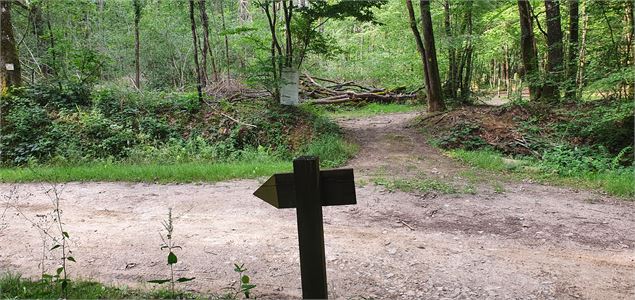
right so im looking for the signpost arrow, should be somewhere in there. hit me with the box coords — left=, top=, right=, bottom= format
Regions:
left=253, top=156, right=356, bottom=299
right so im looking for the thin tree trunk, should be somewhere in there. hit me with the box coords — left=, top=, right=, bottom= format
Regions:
left=133, top=0, right=142, bottom=89
left=0, top=0, right=21, bottom=91
left=219, top=0, right=230, bottom=81
left=188, top=0, right=203, bottom=102
left=199, top=0, right=216, bottom=85
left=420, top=0, right=445, bottom=112
left=405, top=0, right=431, bottom=92
left=282, top=0, right=293, bottom=67
left=444, top=0, right=457, bottom=99
left=460, top=1, right=473, bottom=101
left=30, top=5, right=52, bottom=77
left=262, top=1, right=282, bottom=101
left=518, top=1, right=541, bottom=101
left=565, top=0, right=579, bottom=101
left=577, top=0, right=588, bottom=95
left=504, top=45, right=511, bottom=98
left=544, top=0, right=564, bottom=103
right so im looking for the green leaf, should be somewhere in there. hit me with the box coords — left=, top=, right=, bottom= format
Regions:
left=62, top=231, right=69, bottom=238
left=242, top=284, right=256, bottom=291
left=56, top=267, right=64, bottom=275
left=61, top=279, right=68, bottom=290
left=167, top=252, right=177, bottom=265
left=147, top=279, right=170, bottom=284
left=176, top=277, right=195, bottom=282
left=67, top=256, right=76, bottom=262
left=50, top=245, right=61, bottom=251
left=241, top=275, right=250, bottom=284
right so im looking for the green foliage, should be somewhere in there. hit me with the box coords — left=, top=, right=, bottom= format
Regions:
left=301, top=134, right=357, bottom=168
left=0, top=95, right=55, bottom=165
left=449, top=149, right=634, bottom=198
left=373, top=177, right=457, bottom=194
left=232, top=264, right=256, bottom=299
left=448, top=149, right=512, bottom=172
left=538, top=145, right=624, bottom=176
left=435, top=122, right=488, bottom=150
left=314, top=102, right=423, bottom=118
left=149, top=208, right=195, bottom=299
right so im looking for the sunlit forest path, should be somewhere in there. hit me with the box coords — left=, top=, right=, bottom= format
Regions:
left=1, top=112, right=634, bottom=299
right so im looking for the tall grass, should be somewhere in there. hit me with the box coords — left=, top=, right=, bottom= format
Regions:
left=448, top=149, right=634, bottom=198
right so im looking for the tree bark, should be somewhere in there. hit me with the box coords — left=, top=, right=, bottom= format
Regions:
left=565, top=0, right=579, bottom=101
left=518, top=0, right=541, bottom=101
left=133, top=0, right=142, bottom=89
left=460, top=1, right=473, bottom=101
left=199, top=0, right=217, bottom=85
left=219, top=0, right=230, bottom=81
left=420, top=0, right=445, bottom=112
left=444, top=0, right=457, bottom=99
left=0, top=0, right=21, bottom=91
left=188, top=0, right=203, bottom=102
left=30, top=4, right=52, bottom=77
left=405, top=0, right=431, bottom=92
left=577, top=0, right=588, bottom=95
left=544, top=0, right=564, bottom=102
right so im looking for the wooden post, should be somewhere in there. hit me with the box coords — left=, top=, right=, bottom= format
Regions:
left=293, top=156, right=328, bottom=299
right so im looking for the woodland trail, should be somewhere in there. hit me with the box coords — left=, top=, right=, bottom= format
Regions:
left=1, top=112, right=634, bottom=299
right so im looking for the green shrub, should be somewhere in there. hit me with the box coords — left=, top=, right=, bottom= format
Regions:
left=0, top=96, right=55, bottom=165
left=301, top=134, right=357, bottom=168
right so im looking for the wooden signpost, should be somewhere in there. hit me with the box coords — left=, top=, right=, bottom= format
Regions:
left=253, top=156, right=356, bottom=299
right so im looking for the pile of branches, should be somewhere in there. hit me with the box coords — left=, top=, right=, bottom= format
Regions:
left=300, top=73, right=420, bottom=105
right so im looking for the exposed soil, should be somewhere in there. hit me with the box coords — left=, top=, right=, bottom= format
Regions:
left=1, top=111, right=634, bottom=299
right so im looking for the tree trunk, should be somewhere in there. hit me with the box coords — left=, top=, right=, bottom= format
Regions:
left=405, top=0, right=431, bottom=92
left=0, top=0, right=21, bottom=91
left=188, top=0, right=203, bottom=102
left=420, top=0, right=445, bottom=112
left=444, top=0, right=457, bottom=99
left=133, top=0, right=142, bottom=89
left=577, top=0, right=588, bottom=95
left=460, top=1, right=473, bottom=101
left=30, top=5, right=52, bottom=78
left=219, top=0, right=230, bottom=81
left=565, top=0, right=579, bottom=101
left=543, top=0, right=564, bottom=103
left=199, top=0, right=217, bottom=85
left=518, top=1, right=541, bottom=101
left=262, top=0, right=282, bottom=101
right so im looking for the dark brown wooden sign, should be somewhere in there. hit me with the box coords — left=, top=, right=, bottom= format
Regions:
left=253, top=157, right=357, bottom=299
left=253, top=168, right=356, bottom=209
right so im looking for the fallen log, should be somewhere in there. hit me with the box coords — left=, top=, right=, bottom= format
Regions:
left=308, top=92, right=417, bottom=105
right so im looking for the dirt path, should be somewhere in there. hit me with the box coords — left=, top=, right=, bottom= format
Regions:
left=1, top=112, right=634, bottom=299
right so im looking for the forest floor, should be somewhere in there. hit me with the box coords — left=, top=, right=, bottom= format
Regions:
left=1, top=111, right=634, bottom=299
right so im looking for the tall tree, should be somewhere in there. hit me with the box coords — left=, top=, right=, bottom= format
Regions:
left=443, top=0, right=457, bottom=100
left=565, top=0, right=579, bottom=101
left=219, top=0, right=230, bottom=81
left=576, top=0, right=588, bottom=94
left=199, top=0, right=218, bottom=85
left=133, top=0, right=142, bottom=89
left=518, top=0, right=541, bottom=101
left=543, top=0, right=564, bottom=102
left=420, top=0, right=445, bottom=112
left=188, top=0, right=203, bottom=102
left=0, top=0, right=21, bottom=91
left=30, top=4, right=52, bottom=78
left=405, top=0, right=431, bottom=91
left=459, top=0, right=474, bottom=101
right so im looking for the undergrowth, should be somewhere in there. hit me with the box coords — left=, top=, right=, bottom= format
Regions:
left=449, top=149, right=634, bottom=198
left=0, top=84, right=357, bottom=182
